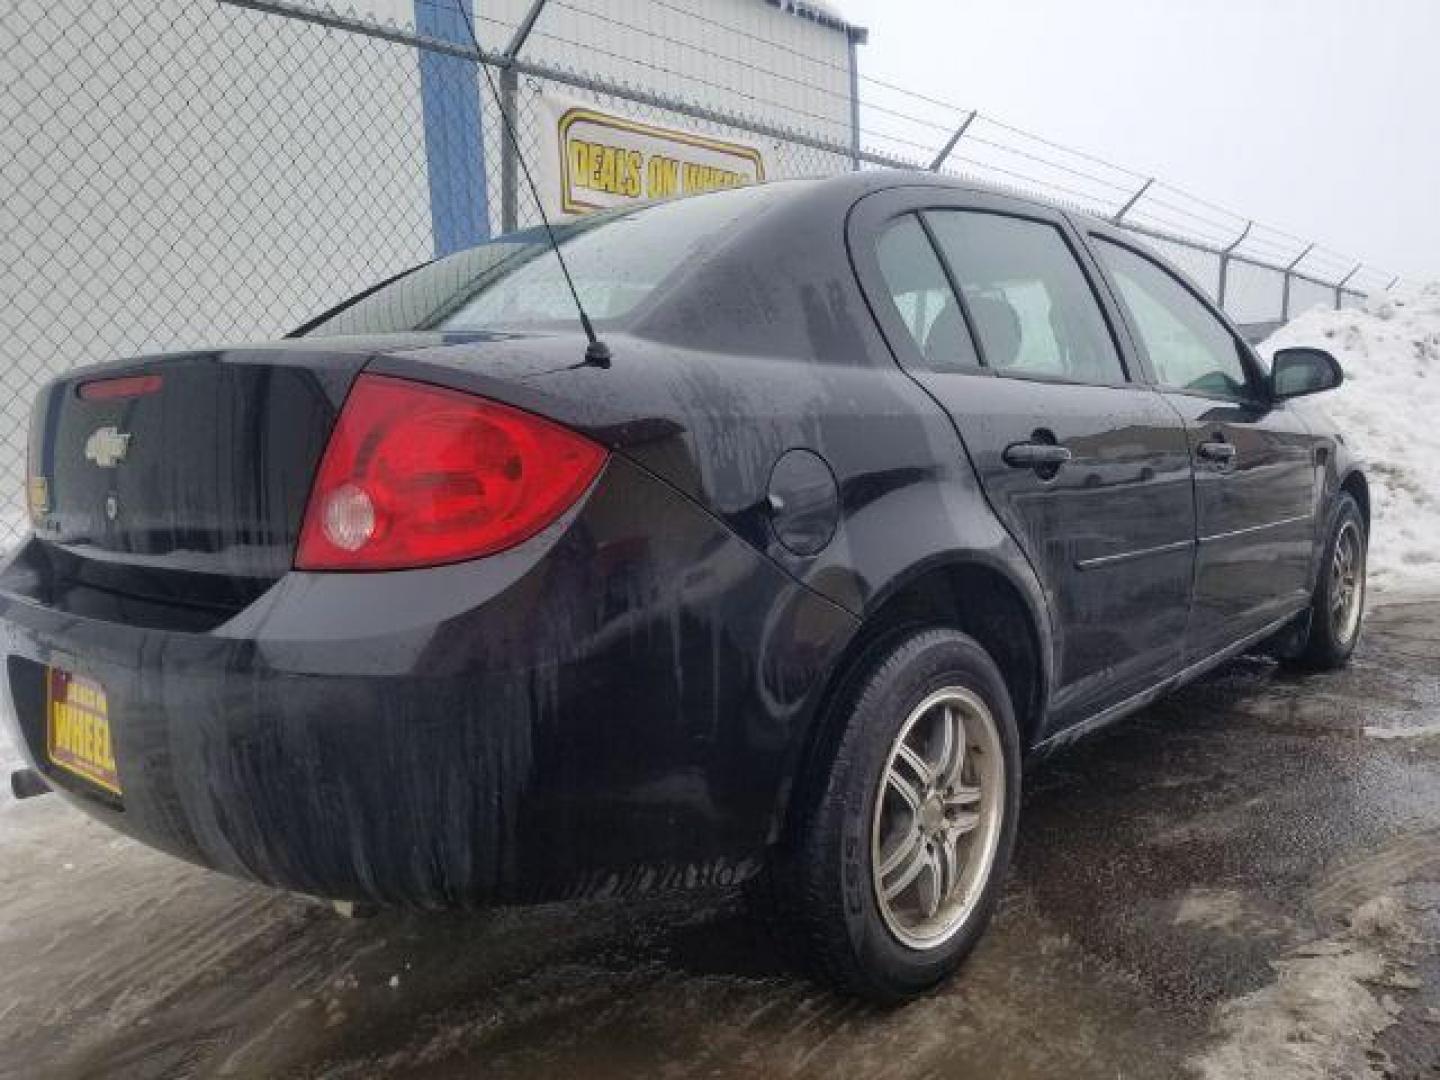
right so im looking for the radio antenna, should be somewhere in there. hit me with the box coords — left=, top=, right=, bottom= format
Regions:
left=452, top=2, right=611, bottom=367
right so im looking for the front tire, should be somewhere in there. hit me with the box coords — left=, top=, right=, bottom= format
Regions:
left=768, top=627, right=1022, bottom=1002
left=1290, top=493, right=1367, bottom=670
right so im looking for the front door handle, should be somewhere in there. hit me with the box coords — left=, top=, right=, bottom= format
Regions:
left=1196, top=438, right=1236, bottom=464
left=1002, top=442, right=1073, bottom=469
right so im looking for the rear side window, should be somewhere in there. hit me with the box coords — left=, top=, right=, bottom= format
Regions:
left=925, top=211, right=1127, bottom=385
left=1092, top=238, right=1254, bottom=401
left=875, top=215, right=979, bottom=372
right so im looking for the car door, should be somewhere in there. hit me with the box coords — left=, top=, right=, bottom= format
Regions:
left=852, top=189, right=1197, bottom=730
left=1086, top=232, right=1318, bottom=660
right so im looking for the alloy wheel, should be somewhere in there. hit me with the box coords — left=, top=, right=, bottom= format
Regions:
left=1331, top=519, right=1365, bottom=646
left=870, top=687, right=1005, bottom=950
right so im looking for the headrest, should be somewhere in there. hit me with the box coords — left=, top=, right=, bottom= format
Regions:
left=924, top=299, right=970, bottom=369
left=965, top=292, right=1022, bottom=369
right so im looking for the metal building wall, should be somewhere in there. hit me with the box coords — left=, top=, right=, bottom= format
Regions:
left=477, top=0, right=855, bottom=143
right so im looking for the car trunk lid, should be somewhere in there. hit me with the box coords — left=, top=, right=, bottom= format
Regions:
left=28, top=347, right=368, bottom=601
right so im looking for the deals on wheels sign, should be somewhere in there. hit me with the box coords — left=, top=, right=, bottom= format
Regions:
left=539, top=94, right=769, bottom=218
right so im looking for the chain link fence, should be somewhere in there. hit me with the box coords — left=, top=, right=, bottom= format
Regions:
left=0, top=0, right=1395, bottom=547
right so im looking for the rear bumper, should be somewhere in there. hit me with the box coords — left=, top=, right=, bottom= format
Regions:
left=0, top=455, right=857, bottom=906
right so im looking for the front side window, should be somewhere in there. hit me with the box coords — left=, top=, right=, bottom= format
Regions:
left=925, top=211, right=1127, bottom=385
left=875, top=214, right=979, bottom=372
left=1092, top=238, right=1254, bottom=401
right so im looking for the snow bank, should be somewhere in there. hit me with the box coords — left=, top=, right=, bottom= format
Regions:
left=1262, top=286, right=1440, bottom=596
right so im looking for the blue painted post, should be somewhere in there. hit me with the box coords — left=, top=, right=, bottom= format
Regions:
left=415, top=0, right=490, bottom=255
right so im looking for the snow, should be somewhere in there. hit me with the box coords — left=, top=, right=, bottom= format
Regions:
left=1261, top=285, right=1440, bottom=597
left=1191, top=892, right=1415, bottom=1080
left=1365, top=721, right=1440, bottom=740
left=0, top=707, right=17, bottom=810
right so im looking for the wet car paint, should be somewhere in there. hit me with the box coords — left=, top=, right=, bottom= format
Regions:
left=3, top=455, right=858, bottom=904
left=1, top=172, right=1367, bottom=908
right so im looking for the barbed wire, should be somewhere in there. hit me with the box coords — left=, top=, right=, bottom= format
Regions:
left=282, top=0, right=1401, bottom=292
left=846, top=59, right=1393, bottom=284
left=958, top=131, right=1138, bottom=201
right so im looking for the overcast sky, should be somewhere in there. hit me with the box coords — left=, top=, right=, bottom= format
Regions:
left=839, top=0, right=1436, bottom=282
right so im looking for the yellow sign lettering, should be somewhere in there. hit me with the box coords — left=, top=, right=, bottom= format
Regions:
left=555, top=104, right=766, bottom=216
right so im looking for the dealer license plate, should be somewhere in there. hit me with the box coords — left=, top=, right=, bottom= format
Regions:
left=46, top=668, right=121, bottom=795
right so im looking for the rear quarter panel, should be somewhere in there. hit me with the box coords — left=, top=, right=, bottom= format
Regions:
left=364, top=180, right=1056, bottom=707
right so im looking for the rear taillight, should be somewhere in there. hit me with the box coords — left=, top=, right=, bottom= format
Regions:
left=295, top=374, right=606, bottom=571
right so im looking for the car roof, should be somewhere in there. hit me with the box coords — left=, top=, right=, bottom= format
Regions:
left=628, top=170, right=1109, bottom=359
left=751, top=169, right=1102, bottom=227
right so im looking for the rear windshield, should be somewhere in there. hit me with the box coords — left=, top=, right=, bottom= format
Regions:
left=304, top=183, right=785, bottom=338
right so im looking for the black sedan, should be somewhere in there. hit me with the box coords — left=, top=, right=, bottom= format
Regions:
left=2, top=172, right=1367, bottom=1001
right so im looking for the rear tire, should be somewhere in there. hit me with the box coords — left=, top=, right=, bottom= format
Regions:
left=763, top=627, right=1021, bottom=1002
left=1287, top=493, right=1367, bottom=671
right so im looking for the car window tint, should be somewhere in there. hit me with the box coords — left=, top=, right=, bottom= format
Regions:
left=875, top=214, right=979, bottom=372
left=1093, top=239, right=1253, bottom=401
left=924, top=211, right=1126, bottom=385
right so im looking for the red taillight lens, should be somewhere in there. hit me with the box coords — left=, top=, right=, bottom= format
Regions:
left=295, top=374, right=606, bottom=571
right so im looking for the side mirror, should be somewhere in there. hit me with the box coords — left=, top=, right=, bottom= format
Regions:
left=1271, top=347, right=1343, bottom=400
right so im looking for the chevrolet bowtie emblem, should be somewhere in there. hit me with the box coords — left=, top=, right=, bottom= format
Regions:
left=84, top=426, right=131, bottom=468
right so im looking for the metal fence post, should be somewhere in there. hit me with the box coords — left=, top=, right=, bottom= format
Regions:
left=847, top=34, right=861, bottom=171
left=1335, top=264, right=1363, bottom=310
left=498, top=0, right=549, bottom=233
left=929, top=110, right=976, bottom=172
left=1280, top=242, right=1315, bottom=321
left=1215, top=221, right=1252, bottom=312
left=1111, top=177, right=1153, bottom=224
left=498, top=68, right=518, bottom=233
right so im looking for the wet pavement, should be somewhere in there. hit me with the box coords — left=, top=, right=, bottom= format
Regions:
left=1, top=599, right=1437, bottom=1079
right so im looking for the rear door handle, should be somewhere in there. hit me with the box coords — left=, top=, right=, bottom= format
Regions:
left=1002, top=442, right=1073, bottom=469
left=1196, top=439, right=1236, bottom=464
